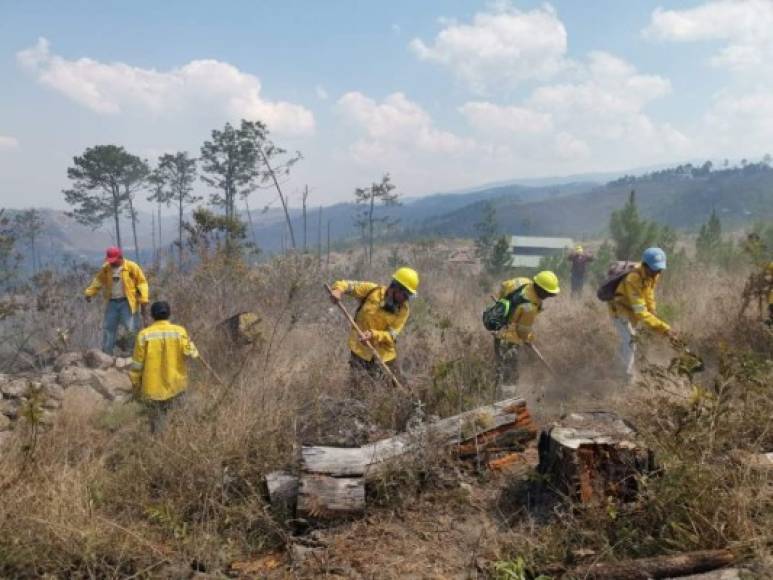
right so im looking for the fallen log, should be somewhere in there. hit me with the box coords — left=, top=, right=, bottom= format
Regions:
left=301, top=397, right=533, bottom=478
left=538, top=411, right=655, bottom=503
left=297, top=474, right=365, bottom=518
left=555, top=549, right=736, bottom=579
left=265, top=471, right=299, bottom=511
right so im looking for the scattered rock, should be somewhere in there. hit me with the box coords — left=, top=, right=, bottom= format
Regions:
left=39, top=373, right=58, bottom=387
left=53, top=352, right=83, bottom=372
left=61, top=385, right=107, bottom=412
left=84, top=348, right=115, bottom=370
left=291, top=543, right=324, bottom=566
left=114, top=357, right=133, bottom=371
left=0, top=399, right=20, bottom=419
left=0, top=379, right=29, bottom=399
left=42, top=397, right=61, bottom=410
left=0, top=414, right=11, bottom=431
left=43, top=383, right=65, bottom=401
left=58, top=367, right=98, bottom=388
left=91, top=368, right=133, bottom=401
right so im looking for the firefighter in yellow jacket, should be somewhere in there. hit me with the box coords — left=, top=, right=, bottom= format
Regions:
left=129, top=301, right=198, bottom=433
left=329, top=267, right=418, bottom=390
left=494, top=271, right=560, bottom=387
left=84, top=246, right=149, bottom=354
left=608, top=247, right=678, bottom=381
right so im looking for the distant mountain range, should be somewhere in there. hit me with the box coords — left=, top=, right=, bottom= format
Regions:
left=5, top=161, right=772, bottom=269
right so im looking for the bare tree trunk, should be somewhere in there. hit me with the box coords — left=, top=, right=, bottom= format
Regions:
left=151, top=210, right=157, bottom=268
left=317, top=205, right=322, bottom=267
left=302, top=185, right=308, bottom=252
left=127, top=196, right=140, bottom=263
left=178, top=194, right=184, bottom=269
left=368, top=191, right=375, bottom=265
left=243, top=197, right=259, bottom=256
left=258, top=146, right=296, bottom=250
left=157, top=202, right=163, bottom=267
left=112, top=186, right=122, bottom=249
left=326, top=219, right=331, bottom=268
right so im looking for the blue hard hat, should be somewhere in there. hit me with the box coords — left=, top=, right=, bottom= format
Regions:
left=642, top=247, right=667, bottom=271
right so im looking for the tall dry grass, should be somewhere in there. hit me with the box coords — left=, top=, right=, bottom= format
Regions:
left=0, top=244, right=769, bottom=577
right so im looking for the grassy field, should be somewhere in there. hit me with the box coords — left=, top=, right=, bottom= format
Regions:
left=0, top=243, right=770, bottom=578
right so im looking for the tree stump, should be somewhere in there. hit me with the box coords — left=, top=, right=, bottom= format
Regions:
left=538, top=411, right=655, bottom=503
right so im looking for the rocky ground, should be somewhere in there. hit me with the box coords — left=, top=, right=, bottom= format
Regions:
left=0, top=349, right=134, bottom=443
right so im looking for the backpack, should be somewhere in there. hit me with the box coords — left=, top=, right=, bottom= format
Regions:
left=596, top=261, right=637, bottom=302
left=482, top=284, right=530, bottom=331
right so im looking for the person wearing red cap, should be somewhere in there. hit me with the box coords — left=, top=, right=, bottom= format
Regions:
left=84, top=247, right=149, bottom=354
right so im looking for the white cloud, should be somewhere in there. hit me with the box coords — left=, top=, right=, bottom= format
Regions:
left=337, top=91, right=475, bottom=160
left=0, top=136, right=20, bottom=151
left=410, top=2, right=568, bottom=92
left=645, top=1, right=773, bottom=73
left=460, top=51, right=689, bottom=166
left=17, top=37, right=315, bottom=136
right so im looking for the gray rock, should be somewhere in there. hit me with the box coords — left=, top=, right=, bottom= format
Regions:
left=43, top=383, right=65, bottom=401
left=42, top=398, right=61, bottom=410
left=61, top=385, right=107, bottom=412
left=53, top=352, right=83, bottom=372
left=91, top=368, right=133, bottom=401
left=0, top=399, right=20, bottom=419
left=1, top=379, right=29, bottom=399
left=0, top=414, right=11, bottom=431
left=39, top=373, right=59, bottom=388
left=57, top=366, right=99, bottom=388
left=84, top=349, right=115, bottom=370
left=114, top=357, right=133, bottom=370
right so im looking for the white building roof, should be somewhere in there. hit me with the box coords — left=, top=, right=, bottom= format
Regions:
left=510, top=235, right=574, bottom=249
left=509, top=255, right=543, bottom=268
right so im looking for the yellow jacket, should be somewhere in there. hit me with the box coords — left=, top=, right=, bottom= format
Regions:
left=84, top=259, right=149, bottom=314
left=332, top=280, right=409, bottom=363
left=608, top=263, right=670, bottom=334
left=496, top=277, right=543, bottom=345
left=129, top=320, right=199, bottom=401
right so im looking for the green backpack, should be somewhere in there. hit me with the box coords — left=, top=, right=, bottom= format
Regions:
left=482, top=284, right=530, bottom=331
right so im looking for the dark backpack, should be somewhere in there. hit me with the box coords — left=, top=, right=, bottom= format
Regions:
left=482, top=284, right=530, bottom=331
left=596, top=261, right=637, bottom=302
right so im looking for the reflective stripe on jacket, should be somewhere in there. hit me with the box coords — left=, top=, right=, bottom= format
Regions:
left=608, top=263, right=670, bottom=334
left=129, top=320, right=198, bottom=401
left=331, top=280, right=409, bottom=363
left=84, top=259, right=149, bottom=314
left=496, top=277, right=542, bottom=345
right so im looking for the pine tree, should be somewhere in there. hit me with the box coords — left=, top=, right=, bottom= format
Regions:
left=474, top=201, right=498, bottom=261
left=149, top=152, right=200, bottom=268
left=609, top=190, right=661, bottom=260
left=353, top=174, right=401, bottom=265
left=486, top=235, right=512, bottom=275
left=696, top=209, right=722, bottom=263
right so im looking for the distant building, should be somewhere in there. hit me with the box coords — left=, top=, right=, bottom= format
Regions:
left=508, top=235, right=573, bottom=268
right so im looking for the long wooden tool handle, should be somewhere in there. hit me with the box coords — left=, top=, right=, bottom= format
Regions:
left=324, top=284, right=409, bottom=394
left=198, top=354, right=228, bottom=388
left=528, top=342, right=557, bottom=376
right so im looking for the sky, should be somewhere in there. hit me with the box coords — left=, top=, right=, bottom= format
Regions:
left=1, top=0, right=773, bottom=211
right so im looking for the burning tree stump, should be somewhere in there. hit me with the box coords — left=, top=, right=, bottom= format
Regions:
left=538, top=411, right=655, bottom=503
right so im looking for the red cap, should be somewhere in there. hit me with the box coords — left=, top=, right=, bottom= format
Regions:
left=105, top=246, right=123, bottom=265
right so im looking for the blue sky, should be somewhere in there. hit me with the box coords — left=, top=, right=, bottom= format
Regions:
left=1, top=0, right=772, bottom=210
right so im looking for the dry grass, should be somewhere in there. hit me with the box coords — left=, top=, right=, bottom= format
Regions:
left=0, top=245, right=770, bottom=578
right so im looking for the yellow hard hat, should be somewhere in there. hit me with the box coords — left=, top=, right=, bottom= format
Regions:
left=575, top=244, right=584, bottom=253
left=392, top=267, right=419, bottom=295
left=534, top=270, right=560, bottom=294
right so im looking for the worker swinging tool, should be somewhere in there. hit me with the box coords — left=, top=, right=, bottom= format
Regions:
left=326, top=267, right=421, bottom=405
